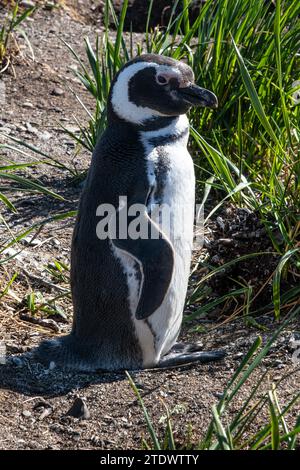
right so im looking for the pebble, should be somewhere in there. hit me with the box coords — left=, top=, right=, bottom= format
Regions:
left=44, top=1, right=56, bottom=10
left=51, top=87, right=64, bottom=97
left=20, top=236, right=42, bottom=247
left=1, top=126, right=12, bottom=134
left=22, top=101, right=34, bottom=109
left=233, top=352, right=244, bottom=359
left=20, top=0, right=35, bottom=8
left=22, top=410, right=32, bottom=418
left=289, top=333, right=300, bottom=348
left=3, top=247, right=25, bottom=261
left=16, top=125, right=27, bottom=132
left=218, top=238, right=234, bottom=246
left=66, top=398, right=90, bottom=420
left=39, top=130, right=52, bottom=141
left=213, top=392, right=224, bottom=399
left=25, top=122, right=38, bottom=134
left=65, top=125, right=80, bottom=134
left=39, top=408, right=53, bottom=421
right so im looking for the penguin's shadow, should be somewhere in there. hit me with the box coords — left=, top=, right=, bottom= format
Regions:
left=0, top=353, right=127, bottom=398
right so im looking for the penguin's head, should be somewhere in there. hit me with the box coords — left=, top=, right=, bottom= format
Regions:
left=108, top=54, right=218, bottom=125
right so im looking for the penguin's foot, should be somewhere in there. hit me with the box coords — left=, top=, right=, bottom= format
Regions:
left=156, top=342, right=225, bottom=369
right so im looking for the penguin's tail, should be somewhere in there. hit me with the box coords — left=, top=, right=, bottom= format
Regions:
left=33, top=335, right=94, bottom=372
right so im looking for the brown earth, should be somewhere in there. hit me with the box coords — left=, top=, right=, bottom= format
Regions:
left=0, top=3, right=299, bottom=450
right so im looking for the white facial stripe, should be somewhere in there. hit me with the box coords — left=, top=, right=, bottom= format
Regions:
left=111, top=62, right=180, bottom=124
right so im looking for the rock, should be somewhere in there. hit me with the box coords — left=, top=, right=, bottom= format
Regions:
left=51, top=238, right=60, bottom=247
left=22, top=101, right=34, bottom=109
left=66, top=398, right=90, bottom=420
left=20, top=236, right=42, bottom=247
left=289, top=332, right=300, bottom=348
left=51, top=87, right=64, bottom=97
left=44, top=1, right=56, bottom=10
left=20, top=0, right=35, bottom=8
left=16, top=125, right=27, bottom=132
left=218, top=238, right=234, bottom=246
left=65, top=125, right=80, bottom=134
left=22, top=410, right=32, bottom=418
left=25, top=122, right=38, bottom=134
left=3, top=247, right=25, bottom=261
left=39, top=130, right=52, bottom=141
left=39, top=407, right=53, bottom=421
left=0, top=126, right=12, bottom=134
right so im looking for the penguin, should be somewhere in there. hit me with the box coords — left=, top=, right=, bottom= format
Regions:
left=35, top=54, right=224, bottom=371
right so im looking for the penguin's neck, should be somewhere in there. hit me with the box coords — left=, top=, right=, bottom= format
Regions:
left=139, top=114, right=189, bottom=148
left=106, top=112, right=189, bottom=148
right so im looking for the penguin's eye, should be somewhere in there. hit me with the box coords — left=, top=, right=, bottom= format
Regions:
left=156, top=74, right=169, bottom=86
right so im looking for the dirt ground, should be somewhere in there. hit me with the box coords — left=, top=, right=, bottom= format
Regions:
left=0, top=4, right=300, bottom=450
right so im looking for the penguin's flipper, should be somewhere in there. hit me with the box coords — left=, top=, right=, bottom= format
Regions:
left=112, top=210, right=174, bottom=320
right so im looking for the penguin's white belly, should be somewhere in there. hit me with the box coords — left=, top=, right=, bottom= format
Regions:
left=113, top=116, right=195, bottom=367
left=113, top=143, right=194, bottom=367
left=142, top=143, right=195, bottom=365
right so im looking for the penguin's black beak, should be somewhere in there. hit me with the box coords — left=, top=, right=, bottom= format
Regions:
left=177, top=84, right=218, bottom=108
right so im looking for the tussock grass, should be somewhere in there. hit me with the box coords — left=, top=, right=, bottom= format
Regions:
left=0, top=1, right=35, bottom=73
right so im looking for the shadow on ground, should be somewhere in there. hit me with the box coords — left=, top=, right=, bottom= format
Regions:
left=0, top=354, right=126, bottom=397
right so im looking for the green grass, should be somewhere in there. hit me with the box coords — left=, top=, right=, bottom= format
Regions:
left=0, top=1, right=35, bottom=73
left=127, top=307, right=300, bottom=450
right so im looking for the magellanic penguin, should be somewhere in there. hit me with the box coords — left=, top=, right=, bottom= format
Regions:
left=35, top=54, right=225, bottom=371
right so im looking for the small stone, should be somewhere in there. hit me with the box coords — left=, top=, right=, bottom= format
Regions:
left=44, top=1, right=55, bottom=10
left=20, top=236, right=41, bottom=247
left=233, top=352, right=244, bottom=359
left=63, top=140, right=76, bottom=148
left=20, top=0, right=35, bottom=7
left=1, top=126, right=12, bottom=134
left=17, top=439, right=26, bottom=445
left=3, top=247, right=24, bottom=261
left=16, top=125, right=27, bottom=132
left=39, top=408, right=53, bottom=421
left=216, top=216, right=225, bottom=230
left=66, top=398, right=90, bottom=420
left=289, top=333, right=300, bottom=348
left=69, top=64, right=78, bottom=72
left=25, top=122, right=38, bottom=134
left=51, top=87, right=64, bottom=97
left=65, top=125, right=80, bottom=134
left=22, top=410, right=32, bottom=418
left=22, top=101, right=34, bottom=109
left=39, top=131, right=52, bottom=141
left=218, top=238, right=234, bottom=246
